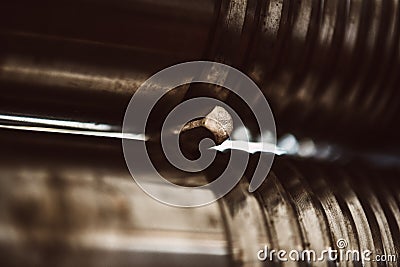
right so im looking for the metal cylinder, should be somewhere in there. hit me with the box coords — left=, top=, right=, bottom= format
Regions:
left=0, top=0, right=399, bottom=144
left=0, top=138, right=398, bottom=266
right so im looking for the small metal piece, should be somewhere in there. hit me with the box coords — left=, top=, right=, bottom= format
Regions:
left=181, top=106, right=233, bottom=145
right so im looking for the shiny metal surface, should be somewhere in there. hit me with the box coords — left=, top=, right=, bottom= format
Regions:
left=0, top=152, right=229, bottom=266
left=0, top=140, right=398, bottom=266
left=0, top=0, right=399, bottom=144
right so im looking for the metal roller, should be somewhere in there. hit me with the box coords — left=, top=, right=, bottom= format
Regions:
left=0, top=139, right=398, bottom=266
left=0, top=0, right=399, bottom=144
